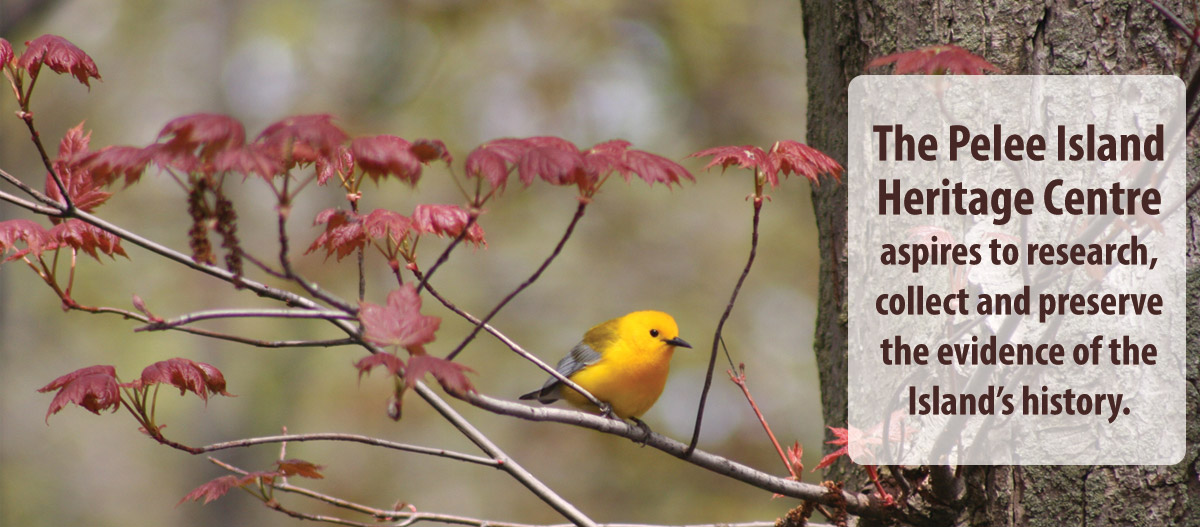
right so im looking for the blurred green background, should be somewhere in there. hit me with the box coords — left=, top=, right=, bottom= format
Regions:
left=0, top=1, right=827, bottom=525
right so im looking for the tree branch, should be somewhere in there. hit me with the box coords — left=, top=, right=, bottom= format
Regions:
left=135, top=307, right=356, bottom=332
left=199, top=432, right=499, bottom=467
left=445, top=201, right=587, bottom=361
left=687, top=197, right=763, bottom=454
left=458, top=390, right=882, bottom=518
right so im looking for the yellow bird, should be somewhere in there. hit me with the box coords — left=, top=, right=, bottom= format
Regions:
left=520, top=310, right=691, bottom=420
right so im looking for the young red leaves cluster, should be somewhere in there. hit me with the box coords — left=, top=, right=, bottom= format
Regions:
left=866, top=44, right=999, bottom=75
left=690, top=140, right=844, bottom=189
left=464, top=136, right=693, bottom=197
left=6, top=34, right=101, bottom=88
left=38, top=359, right=232, bottom=424
left=0, top=218, right=126, bottom=262
left=307, top=204, right=484, bottom=262
left=178, top=459, right=324, bottom=506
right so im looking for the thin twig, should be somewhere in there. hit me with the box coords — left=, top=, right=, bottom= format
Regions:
left=687, top=197, right=763, bottom=455
left=18, top=110, right=73, bottom=211
left=414, top=269, right=609, bottom=411
left=728, top=365, right=796, bottom=479
left=445, top=201, right=587, bottom=362
left=414, top=214, right=478, bottom=295
left=0, top=186, right=61, bottom=215
left=199, top=433, right=499, bottom=467
left=136, top=307, right=355, bottom=332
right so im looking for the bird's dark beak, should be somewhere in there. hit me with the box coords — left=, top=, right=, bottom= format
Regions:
left=665, top=336, right=692, bottom=349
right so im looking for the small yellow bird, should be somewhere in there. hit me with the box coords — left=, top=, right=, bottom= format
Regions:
left=520, top=310, right=691, bottom=420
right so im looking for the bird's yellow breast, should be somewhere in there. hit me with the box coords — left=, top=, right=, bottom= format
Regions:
left=560, top=337, right=675, bottom=419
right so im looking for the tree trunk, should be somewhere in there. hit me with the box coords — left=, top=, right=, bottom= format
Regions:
left=801, top=0, right=1200, bottom=524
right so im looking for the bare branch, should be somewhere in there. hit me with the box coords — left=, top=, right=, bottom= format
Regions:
left=0, top=185, right=61, bottom=215
left=458, top=390, right=883, bottom=518
left=199, top=433, right=499, bottom=467
left=444, top=201, right=587, bottom=361
left=688, top=197, right=763, bottom=454
left=413, top=381, right=600, bottom=527
left=415, top=270, right=610, bottom=412
left=135, top=307, right=356, bottom=332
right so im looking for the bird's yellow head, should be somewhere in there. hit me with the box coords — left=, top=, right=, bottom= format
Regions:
left=617, top=310, right=692, bottom=353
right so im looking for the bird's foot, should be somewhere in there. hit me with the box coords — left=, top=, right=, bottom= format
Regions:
left=598, top=402, right=616, bottom=419
left=630, top=417, right=652, bottom=445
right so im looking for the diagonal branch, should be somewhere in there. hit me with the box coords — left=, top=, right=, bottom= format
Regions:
left=199, top=432, right=499, bottom=467
left=687, top=197, right=763, bottom=455
left=445, top=201, right=588, bottom=362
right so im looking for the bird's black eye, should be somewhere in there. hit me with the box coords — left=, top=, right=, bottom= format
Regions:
left=650, top=329, right=660, bottom=337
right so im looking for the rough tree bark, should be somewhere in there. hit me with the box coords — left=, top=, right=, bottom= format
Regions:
left=801, top=0, right=1200, bottom=525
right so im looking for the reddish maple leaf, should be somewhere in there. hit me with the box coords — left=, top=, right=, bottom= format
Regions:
left=814, top=426, right=850, bottom=471
left=212, top=144, right=283, bottom=179
left=351, top=135, right=422, bottom=185
left=519, top=145, right=586, bottom=186
left=0, top=39, right=13, bottom=67
left=786, top=441, right=804, bottom=478
left=358, top=284, right=440, bottom=352
left=620, top=148, right=693, bottom=188
left=411, top=138, right=453, bottom=165
left=411, top=204, right=485, bottom=246
left=770, top=140, right=843, bottom=185
left=275, top=459, right=325, bottom=479
left=80, top=145, right=151, bottom=188
left=867, top=44, right=999, bottom=75
left=405, top=354, right=475, bottom=395
left=177, top=475, right=241, bottom=506
left=130, top=358, right=233, bottom=402
left=690, top=145, right=769, bottom=173
left=0, top=219, right=51, bottom=259
left=17, top=34, right=101, bottom=87
left=353, top=352, right=406, bottom=381
left=306, top=209, right=365, bottom=261
left=45, top=123, right=112, bottom=213
left=362, top=209, right=413, bottom=247
left=315, top=145, right=353, bottom=186
left=156, top=114, right=247, bottom=161
left=464, top=138, right=530, bottom=190
left=37, top=364, right=121, bottom=422
left=48, top=219, right=127, bottom=260
left=256, top=114, right=348, bottom=166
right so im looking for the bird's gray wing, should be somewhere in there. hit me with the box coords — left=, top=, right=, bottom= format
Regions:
left=525, top=341, right=602, bottom=403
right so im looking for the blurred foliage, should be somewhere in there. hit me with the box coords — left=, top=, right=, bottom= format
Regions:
left=0, top=0, right=827, bottom=526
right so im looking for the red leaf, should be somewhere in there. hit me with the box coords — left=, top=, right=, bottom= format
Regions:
left=769, top=140, right=843, bottom=186
left=48, top=219, right=127, bottom=260
left=275, top=459, right=325, bottom=479
left=689, top=145, right=769, bottom=173
left=37, top=365, right=121, bottom=423
left=134, top=358, right=233, bottom=402
left=45, top=122, right=114, bottom=213
left=257, top=114, right=348, bottom=166
left=411, top=204, right=485, bottom=246
left=353, top=352, right=406, bottom=380
left=0, top=219, right=51, bottom=258
left=813, top=426, right=851, bottom=471
left=786, top=441, right=804, bottom=477
left=464, top=138, right=532, bottom=190
left=315, top=145, right=353, bottom=186
left=17, top=35, right=101, bottom=87
left=411, top=139, right=453, bottom=165
left=351, top=135, right=421, bottom=185
left=0, top=39, right=13, bottom=67
left=157, top=114, right=246, bottom=161
left=177, top=475, right=241, bottom=506
left=518, top=143, right=584, bottom=186
left=362, top=209, right=412, bottom=247
left=212, top=144, right=283, bottom=179
left=867, top=44, right=999, bottom=75
left=358, top=284, right=440, bottom=352
left=622, top=148, right=694, bottom=188
left=80, top=146, right=151, bottom=188
left=405, top=354, right=476, bottom=395
left=306, top=209, right=365, bottom=261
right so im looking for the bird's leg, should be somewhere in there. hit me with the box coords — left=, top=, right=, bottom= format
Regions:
left=597, top=402, right=616, bottom=419
left=629, top=417, right=652, bottom=445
